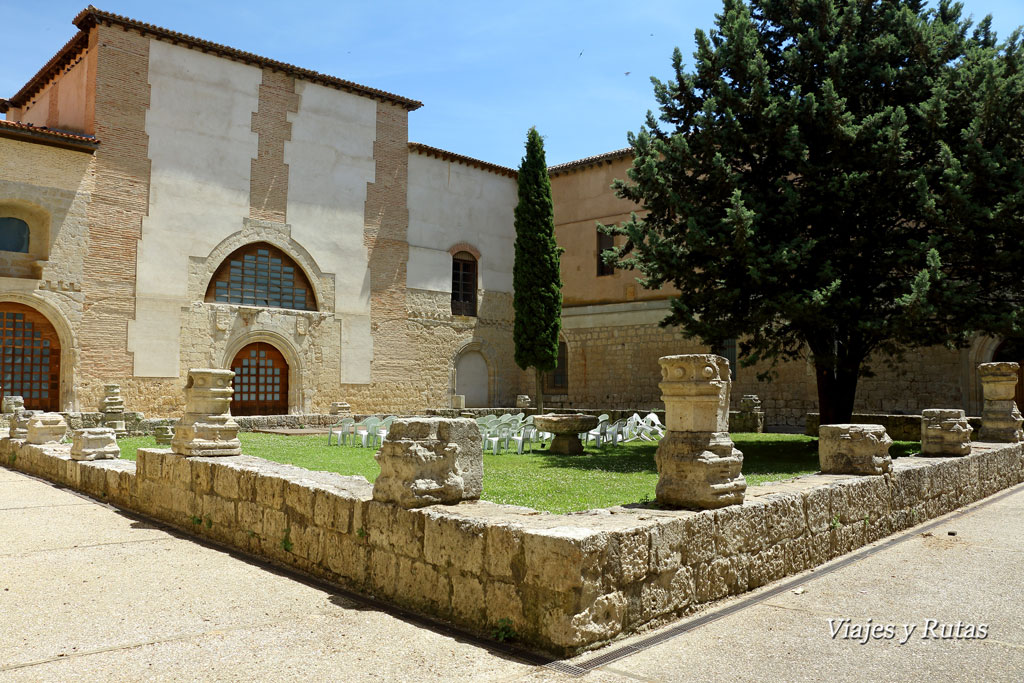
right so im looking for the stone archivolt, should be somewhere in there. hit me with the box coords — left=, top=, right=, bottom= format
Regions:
left=655, top=354, right=746, bottom=509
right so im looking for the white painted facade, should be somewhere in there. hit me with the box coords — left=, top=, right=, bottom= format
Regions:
left=406, top=153, right=517, bottom=294
left=131, top=42, right=262, bottom=377
left=284, top=81, right=377, bottom=384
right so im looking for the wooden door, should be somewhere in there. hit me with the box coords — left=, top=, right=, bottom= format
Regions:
left=0, top=303, right=60, bottom=412
left=230, top=343, right=288, bottom=416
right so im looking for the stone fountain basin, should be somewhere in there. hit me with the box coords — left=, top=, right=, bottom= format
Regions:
left=533, top=414, right=599, bottom=434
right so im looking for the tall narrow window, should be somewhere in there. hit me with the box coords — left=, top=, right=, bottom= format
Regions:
left=597, top=229, right=615, bottom=276
left=544, top=341, right=568, bottom=393
left=205, top=242, right=317, bottom=311
left=451, top=251, right=478, bottom=317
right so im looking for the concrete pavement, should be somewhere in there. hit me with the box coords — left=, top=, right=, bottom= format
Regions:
left=2, top=464, right=1022, bottom=681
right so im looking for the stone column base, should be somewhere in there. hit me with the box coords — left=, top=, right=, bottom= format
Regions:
left=980, top=401, right=1023, bottom=443
left=655, top=431, right=746, bottom=509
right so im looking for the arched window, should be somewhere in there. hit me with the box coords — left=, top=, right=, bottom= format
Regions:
left=0, top=217, right=30, bottom=253
left=451, top=251, right=477, bottom=317
left=205, top=243, right=317, bottom=311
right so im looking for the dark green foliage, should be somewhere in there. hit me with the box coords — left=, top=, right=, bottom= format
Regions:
left=607, top=0, right=1024, bottom=423
left=513, top=128, right=563, bottom=376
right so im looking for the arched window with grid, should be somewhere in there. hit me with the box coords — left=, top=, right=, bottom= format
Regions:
left=205, top=243, right=317, bottom=311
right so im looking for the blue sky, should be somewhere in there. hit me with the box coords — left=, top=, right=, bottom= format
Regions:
left=3, top=1, right=1023, bottom=168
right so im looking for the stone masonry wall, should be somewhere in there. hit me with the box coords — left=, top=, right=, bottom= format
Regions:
left=3, top=433, right=1020, bottom=656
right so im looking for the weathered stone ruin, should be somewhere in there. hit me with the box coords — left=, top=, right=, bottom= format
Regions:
left=154, top=425, right=174, bottom=446
left=920, top=408, right=973, bottom=456
left=170, top=369, right=241, bottom=456
left=99, top=383, right=128, bottom=438
left=654, top=354, right=746, bottom=509
left=732, top=394, right=765, bottom=433
left=373, top=417, right=482, bottom=508
left=70, top=427, right=120, bottom=461
left=819, top=424, right=892, bottom=475
left=978, top=362, right=1024, bottom=443
left=329, top=402, right=351, bottom=416
left=26, top=412, right=68, bottom=445
left=2, top=395, right=24, bottom=414
left=8, top=409, right=38, bottom=439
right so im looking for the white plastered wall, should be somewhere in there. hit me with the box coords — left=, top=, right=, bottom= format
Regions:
left=130, top=41, right=261, bottom=377
left=406, top=154, right=517, bottom=294
left=285, top=81, right=376, bottom=384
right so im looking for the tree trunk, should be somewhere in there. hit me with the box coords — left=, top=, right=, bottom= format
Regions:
left=535, top=367, right=545, bottom=413
left=814, top=357, right=860, bottom=426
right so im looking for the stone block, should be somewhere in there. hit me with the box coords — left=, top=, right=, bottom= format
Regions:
left=819, top=424, right=892, bottom=475
left=8, top=409, right=39, bottom=439
left=329, top=401, right=351, bottom=416
left=655, top=431, right=746, bottom=509
left=2, top=395, right=24, bottom=413
left=451, top=394, right=465, bottom=409
left=920, top=408, right=972, bottom=456
left=978, top=362, right=1024, bottom=442
left=423, top=510, right=485, bottom=574
left=659, top=354, right=731, bottom=433
left=70, top=427, right=120, bottom=461
left=373, top=417, right=482, bottom=508
left=516, top=394, right=532, bottom=409
left=26, top=412, right=67, bottom=444
left=171, top=369, right=241, bottom=456
left=154, top=425, right=174, bottom=445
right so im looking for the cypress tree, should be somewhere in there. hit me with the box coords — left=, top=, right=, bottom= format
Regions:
left=513, top=127, right=563, bottom=412
left=608, top=0, right=1024, bottom=424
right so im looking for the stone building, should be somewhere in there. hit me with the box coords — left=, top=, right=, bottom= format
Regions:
left=544, top=149, right=1024, bottom=427
left=2, top=7, right=1018, bottom=425
left=0, top=7, right=519, bottom=417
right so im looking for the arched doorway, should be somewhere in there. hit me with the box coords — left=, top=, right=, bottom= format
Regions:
left=455, top=350, right=489, bottom=408
left=993, top=339, right=1024, bottom=408
left=229, top=342, right=289, bottom=415
left=0, top=303, right=61, bottom=411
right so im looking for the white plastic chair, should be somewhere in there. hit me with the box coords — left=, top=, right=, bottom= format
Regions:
left=354, top=417, right=381, bottom=447
left=327, top=417, right=354, bottom=446
left=511, top=424, right=537, bottom=454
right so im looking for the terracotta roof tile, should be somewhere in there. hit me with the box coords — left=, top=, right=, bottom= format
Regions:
left=408, top=142, right=517, bottom=178
left=0, top=119, right=99, bottom=152
left=548, top=147, right=633, bottom=176
left=69, top=6, right=422, bottom=111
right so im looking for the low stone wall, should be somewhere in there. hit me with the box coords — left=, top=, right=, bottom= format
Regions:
left=2, top=435, right=1021, bottom=655
left=806, top=412, right=983, bottom=441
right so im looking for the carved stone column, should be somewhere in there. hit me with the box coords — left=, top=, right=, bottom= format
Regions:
left=100, top=383, right=128, bottom=438
left=171, top=369, right=241, bottom=457
left=920, top=409, right=973, bottom=456
left=819, top=424, right=892, bottom=475
left=978, top=362, right=1024, bottom=443
left=655, top=354, right=746, bottom=509
left=71, top=427, right=120, bottom=461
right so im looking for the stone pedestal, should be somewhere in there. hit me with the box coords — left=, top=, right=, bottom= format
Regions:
left=533, top=414, right=599, bottom=455
left=71, top=427, right=120, bottom=460
left=978, top=362, right=1024, bottom=443
left=516, top=395, right=532, bottom=409
left=154, top=425, right=174, bottom=446
left=920, top=409, right=973, bottom=456
left=373, top=417, right=482, bottom=508
left=171, top=369, right=241, bottom=456
left=26, top=412, right=68, bottom=444
left=2, top=395, right=24, bottom=414
left=655, top=355, right=746, bottom=508
left=451, top=394, right=466, bottom=410
left=8, top=410, right=38, bottom=439
left=819, top=424, right=892, bottom=475
left=732, top=394, right=765, bottom=433
left=100, top=383, right=128, bottom=437
left=329, top=402, right=351, bottom=416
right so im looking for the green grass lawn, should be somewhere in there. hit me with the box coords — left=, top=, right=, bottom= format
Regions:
left=117, top=432, right=920, bottom=514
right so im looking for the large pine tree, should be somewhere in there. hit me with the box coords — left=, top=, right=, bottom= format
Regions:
left=608, top=0, right=1024, bottom=424
left=513, top=127, right=563, bottom=412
